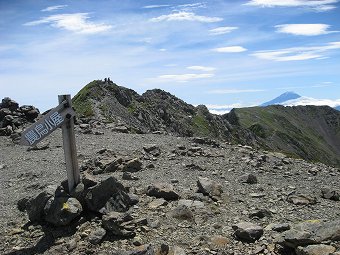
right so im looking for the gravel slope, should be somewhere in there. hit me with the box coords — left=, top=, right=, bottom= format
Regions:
left=1, top=126, right=339, bottom=255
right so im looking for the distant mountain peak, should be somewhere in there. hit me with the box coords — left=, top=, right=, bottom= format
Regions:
left=261, top=91, right=301, bottom=106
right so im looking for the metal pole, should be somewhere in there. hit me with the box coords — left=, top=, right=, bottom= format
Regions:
left=58, top=95, right=80, bottom=192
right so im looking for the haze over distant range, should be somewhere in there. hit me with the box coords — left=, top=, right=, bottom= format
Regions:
left=1, top=0, right=340, bottom=112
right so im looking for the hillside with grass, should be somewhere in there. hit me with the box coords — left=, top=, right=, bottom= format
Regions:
left=225, top=105, right=340, bottom=166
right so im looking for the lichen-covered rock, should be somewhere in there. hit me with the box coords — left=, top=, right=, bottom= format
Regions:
left=44, top=197, right=82, bottom=226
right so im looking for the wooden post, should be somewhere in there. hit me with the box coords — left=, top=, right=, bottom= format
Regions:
left=58, top=95, right=80, bottom=192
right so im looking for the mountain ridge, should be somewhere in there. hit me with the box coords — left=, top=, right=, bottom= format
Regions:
left=72, top=80, right=340, bottom=167
left=261, top=91, right=301, bottom=106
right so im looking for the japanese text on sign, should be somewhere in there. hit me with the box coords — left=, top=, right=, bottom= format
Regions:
left=24, top=111, right=64, bottom=145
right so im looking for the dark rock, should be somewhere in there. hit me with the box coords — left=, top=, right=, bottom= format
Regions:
left=271, top=223, right=291, bottom=232
left=113, top=126, right=129, bottom=133
left=104, top=158, right=123, bottom=172
left=146, top=183, right=180, bottom=201
left=17, top=197, right=30, bottom=212
left=249, top=209, right=271, bottom=219
left=44, top=197, right=82, bottom=226
left=239, top=173, right=258, bottom=184
left=232, top=222, right=264, bottom=242
left=102, top=212, right=136, bottom=237
left=2, top=97, right=19, bottom=111
left=143, top=144, right=161, bottom=156
left=123, top=172, right=139, bottom=181
left=82, top=172, right=98, bottom=188
left=192, top=137, right=219, bottom=147
left=197, top=177, right=223, bottom=199
left=128, top=193, right=140, bottom=205
left=20, top=105, right=39, bottom=121
left=321, top=187, right=340, bottom=201
left=26, top=187, right=55, bottom=222
left=85, top=177, right=131, bottom=213
left=123, top=158, right=143, bottom=172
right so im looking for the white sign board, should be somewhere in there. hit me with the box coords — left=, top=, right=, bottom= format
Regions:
left=20, top=101, right=75, bottom=146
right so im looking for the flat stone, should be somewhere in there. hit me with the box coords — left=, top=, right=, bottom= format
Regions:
left=296, top=244, right=336, bottom=255
left=232, top=222, right=263, bottom=242
left=148, top=198, right=167, bottom=209
left=287, top=193, right=317, bottom=205
left=146, top=183, right=180, bottom=201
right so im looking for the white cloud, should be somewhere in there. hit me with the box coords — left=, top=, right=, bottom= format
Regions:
left=150, top=11, right=222, bottom=23
left=143, top=5, right=171, bottom=9
left=212, top=46, right=247, bottom=53
left=209, top=26, right=238, bottom=35
left=187, top=65, right=216, bottom=72
left=41, top=5, right=68, bottom=12
left=283, top=96, right=340, bottom=108
left=275, top=24, right=337, bottom=36
left=252, top=41, right=340, bottom=61
left=157, top=73, right=214, bottom=82
left=24, top=13, right=112, bottom=34
left=209, top=89, right=265, bottom=94
left=206, top=103, right=248, bottom=115
left=245, top=0, right=338, bottom=11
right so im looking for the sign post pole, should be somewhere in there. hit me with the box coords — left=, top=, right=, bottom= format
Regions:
left=58, top=95, right=80, bottom=192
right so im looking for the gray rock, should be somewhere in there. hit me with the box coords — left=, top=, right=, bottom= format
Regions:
left=276, top=220, right=340, bottom=248
left=321, top=187, right=340, bottom=201
left=123, top=172, right=139, bottom=181
left=143, top=144, right=161, bottom=156
left=146, top=183, right=180, bottom=201
left=170, top=204, right=194, bottom=221
left=178, top=199, right=205, bottom=209
left=296, top=244, right=336, bottom=255
left=271, top=223, right=291, bottom=232
left=239, top=173, right=258, bottom=184
left=148, top=198, right=168, bottom=209
left=232, top=222, right=264, bottom=242
left=85, top=177, right=131, bottom=213
left=287, top=193, right=317, bottom=205
left=123, top=158, right=143, bottom=172
left=171, top=246, right=187, bottom=255
left=102, top=212, right=135, bottom=237
left=88, top=227, right=107, bottom=244
left=44, top=197, right=82, bottom=226
left=197, top=177, right=223, bottom=199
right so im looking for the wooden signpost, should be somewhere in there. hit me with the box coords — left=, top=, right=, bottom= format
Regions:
left=20, top=95, right=80, bottom=192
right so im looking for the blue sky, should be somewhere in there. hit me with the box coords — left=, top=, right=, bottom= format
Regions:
left=1, top=0, right=340, bottom=113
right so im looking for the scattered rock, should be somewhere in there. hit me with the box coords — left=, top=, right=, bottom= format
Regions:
left=143, top=144, right=161, bottom=157
left=276, top=220, right=340, bottom=248
left=170, top=204, right=194, bottom=221
left=123, top=158, right=143, bottom=172
left=232, top=222, right=264, bottom=242
left=148, top=198, right=168, bottom=209
left=146, top=183, right=180, bottom=201
left=321, top=187, right=340, bottom=201
left=197, top=177, right=223, bottom=200
left=88, top=227, right=107, bottom=244
left=239, top=173, right=258, bottom=184
left=26, top=187, right=55, bottom=222
left=287, top=193, right=317, bottom=205
left=296, top=244, right=336, bottom=255
left=249, top=209, right=271, bottom=219
left=102, top=212, right=136, bottom=237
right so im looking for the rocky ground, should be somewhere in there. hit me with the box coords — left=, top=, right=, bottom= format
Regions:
left=0, top=122, right=340, bottom=255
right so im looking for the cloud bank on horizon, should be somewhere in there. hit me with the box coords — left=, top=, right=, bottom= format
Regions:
left=0, top=0, right=339, bottom=112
